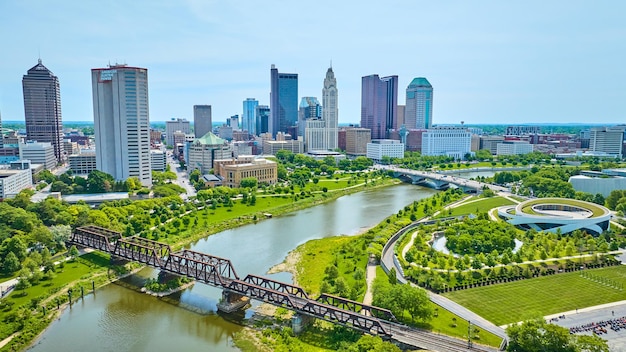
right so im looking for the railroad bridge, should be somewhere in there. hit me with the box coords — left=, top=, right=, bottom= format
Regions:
left=69, top=225, right=499, bottom=352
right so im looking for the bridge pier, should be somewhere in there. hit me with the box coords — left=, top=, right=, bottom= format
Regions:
left=291, top=313, right=313, bottom=334
left=217, top=290, right=250, bottom=313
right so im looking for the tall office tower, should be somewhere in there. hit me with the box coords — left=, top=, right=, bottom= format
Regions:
left=0, top=110, right=3, bottom=149
left=194, top=105, right=212, bottom=138
left=360, top=74, right=398, bottom=140
left=91, top=64, right=152, bottom=187
left=405, top=77, right=433, bottom=129
left=165, top=118, right=190, bottom=146
left=22, top=59, right=65, bottom=164
left=256, top=105, right=270, bottom=135
left=270, top=64, right=298, bottom=138
left=242, top=98, right=258, bottom=135
left=298, top=97, right=322, bottom=138
left=322, top=67, right=339, bottom=150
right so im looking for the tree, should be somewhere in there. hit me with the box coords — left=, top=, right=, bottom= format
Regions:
left=387, top=267, right=397, bottom=285
left=1, top=251, right=21, bottom=274
left=87, top=170, right=115, bottom=193
left=69, top=245, right=80, bottom=259
left=189, top=169, right=202, bottom=183
left=506, top=318, right=608, bottom=352
left=240, top=177, right=258, bottom=189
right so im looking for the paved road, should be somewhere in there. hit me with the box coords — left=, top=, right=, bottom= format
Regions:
left=166, top=151, right=196, bottom=200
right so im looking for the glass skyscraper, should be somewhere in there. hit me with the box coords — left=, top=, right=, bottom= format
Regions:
left=22, top=59, right=65, bottom=164
left=270, top=65, right=298, bottom=138
left=242, top=98, right=258, bottom=135
left=360, top=74, right=398, bottom=140
left=256, top=105, right=270, bottom=136
left=405, top=77, right=433, bottom=129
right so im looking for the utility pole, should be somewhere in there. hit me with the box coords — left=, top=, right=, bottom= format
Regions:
left=468, top=320, right=473, bottom=349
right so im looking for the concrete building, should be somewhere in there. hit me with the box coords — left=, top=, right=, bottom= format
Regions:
left=150, top=150, right=166, bottom=171
left=150, top=129, right=163, bottom=144
left=421, top=127, right=471, bottom=160
left=214, top=156, right=277, bottom=188
left=396, top=105, right=405, bottom=129
left=242, top=99, right=258, bottom=135
left=228, top=115, right=239, bottom=130
left=405, top=77, right=433, bottom=129
left=262, top=140, right=303, bottom=155
left=193, top=105, right=212, bottom=138
left=496, top=141, right=534, bottom=156
left=322, top=67, right=339, bottom=150
left=345, top=128, right=372, bottom=155
left=589, top=127, right=624, bottom=158
left=298, top=97, right=322, bottom=139
left=187, top=132, right=232, bottom=174
left=92, top=64, right=152, bottom=186
left=165, top=118, right=190, bottom=146
left=306, top=150, right=346, bottom=165
left=68, top=150, right=97, bottom=175
left=305, top=119, right=327, bottom=152
left=360, top=74, right=398, bottom=139
left=22, top=59, right=65, bottom=164
left=63, top=140, right=79, bottom=156
left=366, top=139, right=404, bottom=162
left=505, top=126, right=541, bottom=135
left=0, top=164, right=33, bottom=199
left=19, top=141, right=56, bottom=169
left=270, top=65, right=298, bottom=138
left=479, top=136, right=505, bottom=155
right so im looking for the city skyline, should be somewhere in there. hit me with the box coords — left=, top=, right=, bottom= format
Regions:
left=0, top=1, right=625, bottom=125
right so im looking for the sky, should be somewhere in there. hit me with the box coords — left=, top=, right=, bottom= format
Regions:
left=0, top=1, right=625, bottom=125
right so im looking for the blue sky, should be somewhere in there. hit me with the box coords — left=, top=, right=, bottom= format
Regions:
left=0, top=1, right=624, bottom=125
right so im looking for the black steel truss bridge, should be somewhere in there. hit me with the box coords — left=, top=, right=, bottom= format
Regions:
left=69, top=225, right=498, bottom=352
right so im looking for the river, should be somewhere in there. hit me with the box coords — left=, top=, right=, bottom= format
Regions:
left=30, top=184, right=437, bottom=351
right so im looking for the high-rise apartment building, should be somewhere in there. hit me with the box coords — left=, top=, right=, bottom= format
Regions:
left=360, top=74, right=398, bottom=140
left=165, top=118, right=190, bottom=146
left=345, top=128, right=372, bottom=155
left=322, top=67, right=339, bottom=150
left=256, top=105, right=270, bottom=135
left=405, top=77, right=433, bottom=129
left=242, top=98, right=258, bottom=135
left=193, top=105, right=212, bottom=138
left=270, top=65, right=298, bottom=138
left=22, top=59, right=65, bottom=164
left=92, top=64, right=152, bottom=186
left=590, top=127, right=625, bottom=158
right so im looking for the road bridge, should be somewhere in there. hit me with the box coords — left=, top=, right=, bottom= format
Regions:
left=376, top=165, right=509, bottom=193
left=69, top=225, right=499, bottom=352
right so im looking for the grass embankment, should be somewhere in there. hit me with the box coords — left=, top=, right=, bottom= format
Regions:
left=436, top=196, right=515, bottom=218
left=520, top=198, right=607, bottom=217
left=0, top=252, right=123, bottom=351
left=443, top=265, right=626, bottom=326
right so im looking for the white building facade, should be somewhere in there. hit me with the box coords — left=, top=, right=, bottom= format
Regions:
left=322, top=67, right=339, bottom=150
left=366, top=139, right=404, bottom=161
left=19, top=141, right=56, bottom=169
left=590, top=127, right=624, bottom=158
left=165, top=118, right=191, bottom=146
left=92, top=64, right=152, bottom=186
left=0, top=167, right=32, bottom=199
left=421, top=127, right=471, bottom=160
left=496, top=141, right=533, bottom=156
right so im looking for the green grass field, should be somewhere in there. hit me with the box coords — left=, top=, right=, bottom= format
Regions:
left=520, top=198, right=607, bottom=217
left=443, top=266, right=626, bottom=326
left=437, top=196, right=515, bottom=218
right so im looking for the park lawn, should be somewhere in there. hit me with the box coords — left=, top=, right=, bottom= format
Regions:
left=521, top=198, right=607, bottom=217
left=372, top=267, right=502, bottom=347
left=438, top=196, right=515, bottom=218
left=3, top=252, right=110, bottom=309
left=443, top=266, right=626, bottom=326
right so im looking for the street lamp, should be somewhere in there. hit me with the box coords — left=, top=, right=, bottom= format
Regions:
left=468, top=320, right=473, bottom=349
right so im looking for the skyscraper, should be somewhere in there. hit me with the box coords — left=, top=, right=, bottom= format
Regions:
left=322, top=67, right=339, bottom=150
left=405, top=77, right=433, bottom=129
left=360, top=74, right=398, bottom=140
left=256, top=105, right=270, bottom=136
left=193, top=105, right=212, bottom=138
left=270, top=65, right=298, bottom=138
left=298, top=97, right=322, bottom=138
left=0, top=109, right=3, bottom=149
left=22, top=59, right=65, bottom=164
left=92, top=64, right=152, bottom=186
left=242, top=98, right=258, bottom=135
left=165, top=118, right=190, bottom=146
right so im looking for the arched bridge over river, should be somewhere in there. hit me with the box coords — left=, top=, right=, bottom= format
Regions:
left=68, top=225, right=499, bottom=352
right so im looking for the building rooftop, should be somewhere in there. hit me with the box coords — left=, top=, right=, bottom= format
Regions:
left=408, top=77, right=432, bottom=88
left=195, top=132, right=225, bottom=145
